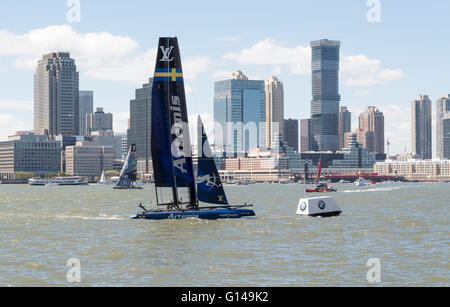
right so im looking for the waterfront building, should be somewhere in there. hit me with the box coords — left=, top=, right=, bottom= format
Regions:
left=300, top=118, right=312, bottom=152
left=65, top=141, right=114, bottom=179
left=0, top=132, right=61, bottom=180
left=128, top=78, right=152, bottom=173
left=339, top=106, right=351, bottom=150
left=310, top=39, right=341, bottom=151
left=412, top=95, right=432, bottom=159
left=359, top=106, right=385, bottom=153
left=79, top=91, right=94, bottom=136
left=436, top=94, right=450, bottom=159
left=284, top=119, right=299, bottom=153
left=265, top=76, right=284, bottom=149
left=34, top=52, right=79, bottom=136
left=214, top=70, right=266, bottom=153
left=86, top=107, right=113, bottom=135
left=374, top=159, right=450, bottom=181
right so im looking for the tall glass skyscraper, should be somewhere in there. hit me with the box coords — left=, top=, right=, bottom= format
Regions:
left=79, top=91, right=93, bottom=136
left=310, top=39, right=341, bottom=152
left=34, top=52, right=79, bottom=136
left=214, top=71, right=265, bottom=154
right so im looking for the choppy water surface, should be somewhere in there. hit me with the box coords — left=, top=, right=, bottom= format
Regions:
left=0, top=182, right=448, bottom=287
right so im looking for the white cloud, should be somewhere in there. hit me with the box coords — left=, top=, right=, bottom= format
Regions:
left=212, top=69, right=233, bottom=80
left=223, top=39, right=311, bottom=75
left=0, top=25, right=212, bottom=84
left=222, top=39, right=405, bottom=87
left=0, top=114, right=32, bottom=141
left=0, top=99, right=33, bottom=111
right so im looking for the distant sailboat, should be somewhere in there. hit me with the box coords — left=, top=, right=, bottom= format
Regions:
left=99, top=171, right=106, bottom=184
left=114, top=144, right=143, bottom=190
left=134, top=37, right=255, bottom=220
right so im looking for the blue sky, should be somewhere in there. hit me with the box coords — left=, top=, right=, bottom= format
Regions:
left=0, top=0, right=449, bottom=155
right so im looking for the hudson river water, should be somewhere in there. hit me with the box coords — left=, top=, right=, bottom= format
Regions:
left=0, top=182, right=448, bottom=287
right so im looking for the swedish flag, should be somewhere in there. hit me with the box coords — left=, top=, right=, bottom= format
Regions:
left=154, top=68, right=183, bottom=82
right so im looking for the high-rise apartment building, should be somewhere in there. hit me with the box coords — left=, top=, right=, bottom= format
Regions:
left=358, top=106, right=385, bottom=154
left=214, top=71, right=265, bottom=153
left=283, top=119, right=299, bottom=152
left=128, top=78, right=153, bottom=173
left=437, top=94, right=450, bottom=159
left=310, top=39, right=341, bottom=151
left=412, top=95, right=432, bottom=159
left=265, top=76, right=284, bottom=149
left=34, top=52, right=79, bottom=136
left=339, top=106, right=351, bottom=150
left=79, top=91, right=93, bottom=136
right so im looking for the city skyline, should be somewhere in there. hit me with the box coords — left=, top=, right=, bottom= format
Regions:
left=1, top=1, right=450, bottom=156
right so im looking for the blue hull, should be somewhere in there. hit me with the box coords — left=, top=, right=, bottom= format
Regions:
left=133, top=208, right=255, bottom=220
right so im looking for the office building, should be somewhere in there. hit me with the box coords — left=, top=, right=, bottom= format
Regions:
left=65, top=141, right=114, bottom=179
left=86, top=107, right=113, bottom=135
left=412, top=95, right=432, bottom=159
left=214, top=71, right=265, bottom=153
left=0, top=132, right=61, bottom=180
left=339, top=106, right=351, bottom=150
left=128, top=78, right=153, bottom=173
left=79, top=91, right=93, bottom=136
left=300, top=118, right=312, bottom=152
left=331, top=133, right=376, bottom=169
left=284, top=119, right=299, bottom=152
left=310, top=39, right=341, bottom=151
left=265, top=76, right=284, bottom=149
left=34, top=52, right=79, bottom=136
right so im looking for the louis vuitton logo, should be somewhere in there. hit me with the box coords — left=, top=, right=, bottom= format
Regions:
left=160, top=46, right=175, bottom=62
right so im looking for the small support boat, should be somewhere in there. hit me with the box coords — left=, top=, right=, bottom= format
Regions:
left=306, top=183, right=337, bottom=193
left=133, top=37, right=255, bottom=220
left=305, top=158, right=337, bottom=193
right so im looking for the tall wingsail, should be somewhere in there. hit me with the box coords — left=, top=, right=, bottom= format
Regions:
left=197, top=116, right=229, bottom=206
left=115, top=144, right=137, bottom=188
left=151, top=37, right=196, bottom=207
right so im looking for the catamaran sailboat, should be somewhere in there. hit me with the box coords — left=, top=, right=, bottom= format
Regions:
left=133, top=37, right=255, bottom=220
left=114, top=144, right=143, bottom=190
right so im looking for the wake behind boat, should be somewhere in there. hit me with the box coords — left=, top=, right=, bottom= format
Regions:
left=133, top=37, right=255, bottom=220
